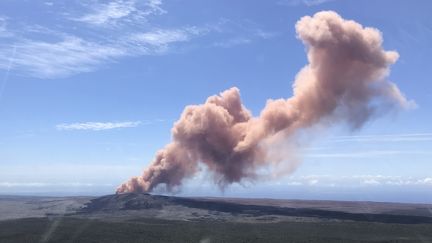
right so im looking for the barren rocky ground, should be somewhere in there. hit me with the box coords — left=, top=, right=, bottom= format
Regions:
left=1, top=193, right=432, bottom=242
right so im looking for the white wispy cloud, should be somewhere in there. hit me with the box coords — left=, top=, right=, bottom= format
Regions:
left=381, top=177, right=432, bottom=186
left=75, top=1, right=137, bottom=25
left=302, top=132, right=432, bottom=160
left=210, top=19, right=277, bottom=48
left=0, top=37, right=125, bottom=78
left=129, top=27, right=206, bottom=50
left=363, top=179, right=381, bottom=185
left=73, top=0, right=165, bottom=26
left=305, top=150, right=432, bottom=159
left=0, top=16, right=13, bottom=38
left=0, top=1, right=276, bottom=78
left=0, top=182, right=47, bottom=187
left=213, top=37, right=251, bottom=48
left=357, top=175, right=432, bottom=186
left=0, top=0, right=198, bottom=78
left=140, top=118, right=167, bottom=125
left=328, top=133, right=432, bottom=143
left=0, top=26, right=206, bottom=78
left=56, top=119, right=167, bottom=131
left=56, top=121, right=141, bottom=131
left=283, top=174, right=432, bottom=187
left=278, top=0, right=335, bottom=7
left=303, top=0, right=335, bottom=6
left=0, top=17, right=7, bottom=33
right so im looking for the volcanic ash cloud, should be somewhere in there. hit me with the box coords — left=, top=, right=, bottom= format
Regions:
left=117, top=11, right=413, bottom=193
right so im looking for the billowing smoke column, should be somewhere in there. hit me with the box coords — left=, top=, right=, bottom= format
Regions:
left=117, top=11, right=412, bottom=193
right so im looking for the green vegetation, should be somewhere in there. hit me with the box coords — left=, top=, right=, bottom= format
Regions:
left=0, top=217, right=431, bottom=243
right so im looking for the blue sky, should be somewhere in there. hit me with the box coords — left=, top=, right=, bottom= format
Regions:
left=0, top=0, right=431, bottom=203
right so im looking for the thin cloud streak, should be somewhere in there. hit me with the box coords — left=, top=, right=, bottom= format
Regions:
left=56, top=121, right=141, bottom=131
left=0, top=45, right=16, bottom=101
left=213, top=37, right=252, bottom=48
left=129, top=27, right=208, bottom=50
left=305, top=150, right=432, bottom=159
left=281, top=175, right=432, bottom=187
left=278, top=0, right=335, bottom=7
left=328, top=133, right=432, bottom=143
left=55, top=119, right=167, bottom=131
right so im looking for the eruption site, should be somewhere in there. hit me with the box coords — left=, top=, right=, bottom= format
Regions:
left=117, top=11, right=412, bottom=193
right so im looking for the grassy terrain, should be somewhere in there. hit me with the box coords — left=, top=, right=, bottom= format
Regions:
left=0, top=217, right=431, bottom=243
